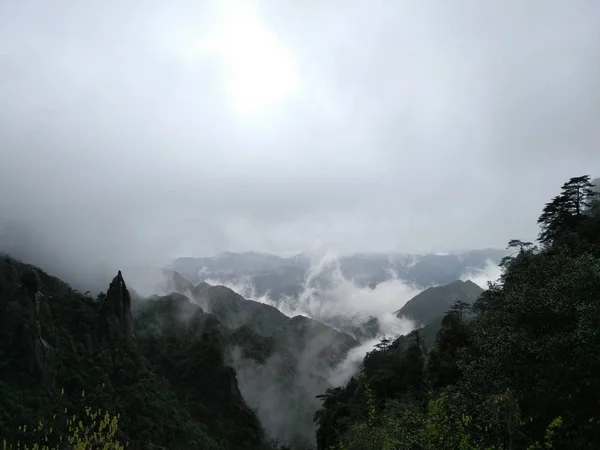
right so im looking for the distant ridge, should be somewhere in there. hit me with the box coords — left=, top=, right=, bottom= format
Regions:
left=394, top=279, right=484, bottom=326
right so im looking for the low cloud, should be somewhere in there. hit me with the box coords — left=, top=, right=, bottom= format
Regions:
left=460, top=259, right=503, bottom=289
left=208, top=252, right=419, bottom=320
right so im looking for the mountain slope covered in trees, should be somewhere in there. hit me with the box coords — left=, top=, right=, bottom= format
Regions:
left=148, top=278, right=360, bottom=448
left=0, top=261, right=272, bottom=449
left=0, top=257, right=358, bottom=449
left=314, top=175, right=600, bottom=450
left=393, top=279, right=483, bottom=326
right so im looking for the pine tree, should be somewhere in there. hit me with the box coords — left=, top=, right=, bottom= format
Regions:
left=449, top=300, right=471, bottom=323
left=537, top=175, right=597, bottom=245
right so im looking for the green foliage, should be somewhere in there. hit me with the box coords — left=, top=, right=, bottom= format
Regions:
left=134, top=295, right=265, bottom=449
left=425, top=306, right=471, bottom=389
left=333, top=391, right=496, bottom=450
left=537, top=175, right=599, bottom=246
left=394, top=280, right=484, bottom=326
left=315, top=174, right=600, bottom=450
left=0, top=259, right=266, bottom=450
left=4, top=391, right=126, bottom=450
left=314, top=333, right=427, bottom=450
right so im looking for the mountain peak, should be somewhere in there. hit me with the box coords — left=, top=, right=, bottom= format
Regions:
left=102, top=271, right=134, bottom=342
left=394, top=279, right=484, bottom=326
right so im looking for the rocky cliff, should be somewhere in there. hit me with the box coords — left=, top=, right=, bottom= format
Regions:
left=101, top=270, right=134, bottom=342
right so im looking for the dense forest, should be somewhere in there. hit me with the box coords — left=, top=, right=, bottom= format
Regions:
left=313, top=175, right=600, bottom=449
left=1, top=175, right=598, bottom=449
left=0, top=265, right=270, bottom=448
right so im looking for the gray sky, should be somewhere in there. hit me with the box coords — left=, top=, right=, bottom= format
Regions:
left=1, top=0, right=599, bottom=286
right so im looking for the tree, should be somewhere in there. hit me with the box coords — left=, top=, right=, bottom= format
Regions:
left=449, top=300, right=471, bottom=323
left=462, top=249, right=600, bottom=448
left=537, top=175, right=597, bottom=245
left=426, top=309, right=471, bottom=390
left=507, top=239, right=534, bottom=253
left=3, top=393, right=126, bottom=450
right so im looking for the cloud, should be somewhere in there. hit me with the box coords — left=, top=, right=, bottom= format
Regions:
left=206, top=251, right=420, bottom=325
left=1, top=0, right=599, bottom=290
left=460, top=259, right=503, bottom=289
left=206, top=252, right=418, bottom=395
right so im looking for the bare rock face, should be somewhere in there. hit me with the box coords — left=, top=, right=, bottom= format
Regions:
left=23, top=269, right=56, bottom=385
left=1, top=262, right=57, bottom=386
left=102, top=271, right=134, bottom=342
left=22, top=321, right=56, bottom=386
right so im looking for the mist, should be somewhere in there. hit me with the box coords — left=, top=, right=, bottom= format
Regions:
left=2, top=0, right=599, bottom=292
left=199, top=252, right=420, bottom=445
left=460, top=259, right=503, bottom=289
left=2, top=2, right=599, bottom=449
left=153, top=252, right=418, bottom=446
left=204, top=252, right=419, bottom=336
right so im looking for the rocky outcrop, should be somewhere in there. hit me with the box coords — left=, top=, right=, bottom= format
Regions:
left=163, top=269, right=195, bottom=294
left=1, top=261, right=56, bottom=385
left=102, top=271, right=134, bottom=342
left=24, top=270, right=56, bottom=385
left=22, top=319, right=56, bottom=386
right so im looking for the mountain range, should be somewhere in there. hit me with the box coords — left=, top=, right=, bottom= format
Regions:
left=165, top=249, right=502, bottom=342
left=2, top=176, right=598, bottom=450
left=0, top=248, right=500, bottom=449
left=171, top=248, right=507, bottom=294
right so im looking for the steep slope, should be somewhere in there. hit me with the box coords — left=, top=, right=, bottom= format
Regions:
left=0, top=257, right=266, bottom=450
left=162, top=277, right=360, bottom=448
left=189, top=283, right=358, bottom=363
left=394, top=279, right=484, bottom=326
left=133, top=293, right=266, bottom=449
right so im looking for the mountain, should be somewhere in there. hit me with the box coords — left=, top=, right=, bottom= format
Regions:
left=169, top=249, right=505, bottom=340
left=168, top=249, right=503, bottom=345
left=186, top=281, right=359, bottom=365
left=172, top=251, right=309, bottom=282
left=394, top=279, right=484, bottom=326
left=0, top=251, right=362, bottom=449
left=172, top=249, right=507, bottom=295
left=0, top=257, right=271, bottom=449
left=160, top=275, right=360, bottom=448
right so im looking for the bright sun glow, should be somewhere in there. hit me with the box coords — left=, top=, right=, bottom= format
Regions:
left=199, top=0, right=301, bottom=118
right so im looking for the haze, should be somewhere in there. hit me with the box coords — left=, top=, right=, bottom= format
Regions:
left=1, top=0, right=599, bottom=289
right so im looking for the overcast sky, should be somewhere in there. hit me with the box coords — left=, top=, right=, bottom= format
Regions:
left=1, top=0, right=599, bottom=286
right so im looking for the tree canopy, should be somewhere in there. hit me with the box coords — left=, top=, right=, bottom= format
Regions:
left=315, top=174, right=600, bottom=450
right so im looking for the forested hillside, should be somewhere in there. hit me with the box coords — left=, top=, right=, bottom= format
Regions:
left=393, top=279, right=483, bottom=326
left=0, top=263, right=269, bottom=449
left=0, top=255, right=356, bottom=449
left=314, top=175, right=600, bottom=450
left=141, top=281, right=359, bottom=448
